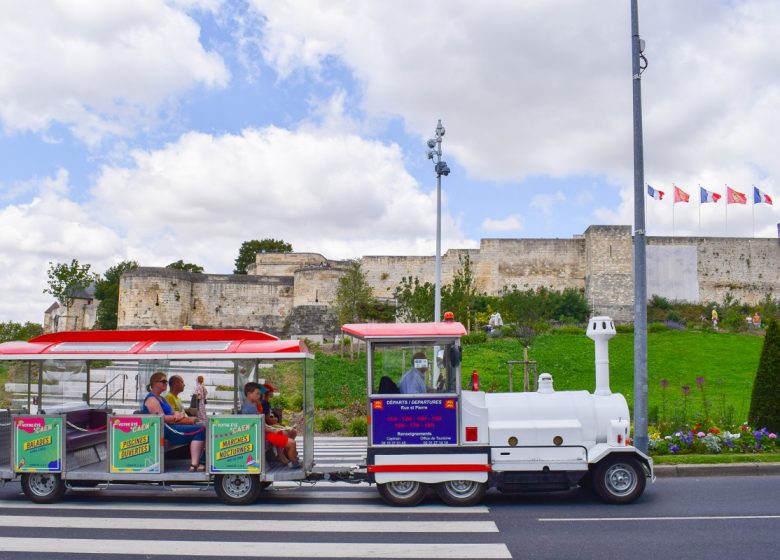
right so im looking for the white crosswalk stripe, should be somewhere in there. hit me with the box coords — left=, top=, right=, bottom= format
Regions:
left=0, top=538, right=511, bottom=558
left=0, top=514, right=499, bottom=533
left=0, top=484, right=511, bottom=558
left=306, top=436, right=368, bottom=469
left=0, top=437, right=512, bottom=558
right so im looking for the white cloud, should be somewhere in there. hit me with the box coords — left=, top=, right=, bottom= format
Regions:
left=481, top=214, right=524, bottom=233
left=88, top=125, right=472, bottom=271
left=530, top=191, right=567, bottom=217
left=0, top=0, right=229, bottom=144
left=246, top=0, right=780, bottom=196
left=0, top=170, right=124, bottom=322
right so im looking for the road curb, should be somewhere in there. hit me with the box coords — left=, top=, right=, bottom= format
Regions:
left=655, top=462, right=780, bottom=477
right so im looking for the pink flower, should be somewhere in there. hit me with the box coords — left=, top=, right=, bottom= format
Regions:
left=769, top=433, right=777, bottom=439
left=697, top=432, right=705, bottom=438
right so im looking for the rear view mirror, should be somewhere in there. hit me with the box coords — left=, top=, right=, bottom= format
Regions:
left=449, top=346, right=462, bottom=367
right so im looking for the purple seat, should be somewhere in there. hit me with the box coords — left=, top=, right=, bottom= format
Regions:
left=65, top=408, right=108, bottom=450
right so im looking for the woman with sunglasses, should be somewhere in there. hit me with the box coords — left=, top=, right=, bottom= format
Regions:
left=142, top=371, right=206, bottom=471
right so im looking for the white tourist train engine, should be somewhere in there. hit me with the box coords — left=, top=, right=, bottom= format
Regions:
left=344, top=316, right=654, bottom=506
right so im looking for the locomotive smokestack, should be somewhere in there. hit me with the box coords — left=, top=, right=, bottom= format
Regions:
left=586, top=316, right=616, bottom=396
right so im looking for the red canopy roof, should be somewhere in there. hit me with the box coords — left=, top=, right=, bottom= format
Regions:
left=341, top=322, right=467, bottom=340
left=0, top=329, right=309, bottom=360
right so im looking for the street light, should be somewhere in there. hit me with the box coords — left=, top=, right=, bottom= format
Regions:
left=630, top=0, right=649, bottom=454
left=427, top=120, right=450, bottom=322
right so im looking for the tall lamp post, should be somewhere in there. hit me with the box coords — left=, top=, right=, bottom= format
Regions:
left=630, top=0, right=649, bottom=454
left=427, top=120, right=450, bottom=322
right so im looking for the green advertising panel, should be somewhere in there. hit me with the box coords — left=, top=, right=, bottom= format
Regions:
left=109, top=415, right=161, bottom=473
left=209, top=416, right=263, bottom=474
left=13, top=416, right=63, bottom=472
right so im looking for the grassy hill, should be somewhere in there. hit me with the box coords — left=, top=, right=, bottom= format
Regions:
left=1, top=329, right=765, bottom=429
left=314, top=329, right=765, bottom=428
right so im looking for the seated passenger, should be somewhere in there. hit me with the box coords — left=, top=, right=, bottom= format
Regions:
left=164, top=375, right=198, bottom=419
left=399, top=352, right=429, bottom=394
left=143, top=371, right=205, bottom=472
left=263, top=383, right=298, bottom=441
left=242, top=382, right=299, bottom=467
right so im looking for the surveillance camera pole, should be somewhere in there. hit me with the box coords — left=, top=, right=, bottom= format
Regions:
left=631, top=0, right=649, bottom=454
left=429, top=120, right=447, bottom=323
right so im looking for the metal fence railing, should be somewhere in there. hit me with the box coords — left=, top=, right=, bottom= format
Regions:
left=0, top=409, right=13, bottom=467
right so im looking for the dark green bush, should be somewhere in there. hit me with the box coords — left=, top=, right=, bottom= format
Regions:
left=347, top=416, right=368, bottom=437
left=462, top=331, right=488, bottom=345
left=748, top=320, right=780, bottom=432
left=316, top=414, right=343, bottom=433
left=549, top=326, right=585, bottom=335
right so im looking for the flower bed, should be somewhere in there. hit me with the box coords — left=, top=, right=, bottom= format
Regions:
left=649, top=425, right=778, bottom=455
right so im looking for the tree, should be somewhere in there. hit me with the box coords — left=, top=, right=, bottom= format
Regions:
left=43, top=259, right=97, bottom=309
left=0, top=321, right=44, bottom=343
left=441, top=255, right=477, bottom=323
left=94, top=260, right=138, bottom=330
left=166, top=260, right=204, bottom=273
left=393, top=276, right=435, bottom=322
left=748, top=319, right=780, bottom=432
left=234, top=239, right=293, bottom=274
left=334, top=260, right=375, bottom=324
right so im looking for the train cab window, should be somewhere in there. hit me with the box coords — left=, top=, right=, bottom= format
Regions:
left=371, top=342, right=458, bottom=395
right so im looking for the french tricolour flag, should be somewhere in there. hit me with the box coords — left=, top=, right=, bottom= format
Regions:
left=700, top=186, right=721, bottom=203
left=753, top=186, right=773, bottom=205
left=647, top=185, right=664, bottom=200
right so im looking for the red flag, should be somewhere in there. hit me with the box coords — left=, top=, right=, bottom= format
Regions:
left=674, top=185, right=690, bottom=203
left=726, top=185, right=747, bottom=204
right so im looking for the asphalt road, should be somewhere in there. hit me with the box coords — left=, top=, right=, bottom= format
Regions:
left=0, top=475, right=778, bottom=559
left=488, top=475, right=780, bottom=560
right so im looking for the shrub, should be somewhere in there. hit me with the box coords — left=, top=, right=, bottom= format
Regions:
left=748, top=319, right=780, bottom=432
left=274, top=392, right=303, bottom=411
left=549, top=326, right=585, bottom=336
left=316, top=414, right=343, bottom=433
left=532, top=321, right=551, bottom=334
left=462, top=331, right=488, bottom=345
left=648, top=322, right=669, bottom=333
left=347, top=416, right=368, bottom=437
left=616, top=324, right=634, bottom=334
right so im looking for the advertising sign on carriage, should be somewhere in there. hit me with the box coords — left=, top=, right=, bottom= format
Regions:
left=209, top=416, right=263, bottom=473
left=13, top=415, right=63, bottom=472
left=109, top=416, right=161, bottom=473
left=371, top=397, right=458, bottom=446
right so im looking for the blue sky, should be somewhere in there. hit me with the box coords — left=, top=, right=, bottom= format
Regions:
left=0, top=0, right=778, bottom=323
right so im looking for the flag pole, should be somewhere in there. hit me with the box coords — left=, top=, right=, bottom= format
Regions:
left=672, top=197, right=675, bottom=237
left=752, top=194, right=755, bottom=238
left=698, top=185, right=701, bottom=234
left=725, top=185, right=728, bottom=235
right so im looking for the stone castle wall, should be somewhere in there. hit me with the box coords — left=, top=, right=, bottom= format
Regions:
left=117, top=226, right=780, bottom=336
left=118, top=268, right=294, bottom=333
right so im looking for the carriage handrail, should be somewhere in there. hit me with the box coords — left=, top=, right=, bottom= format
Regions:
left=90, top=373, right=128, bottom=408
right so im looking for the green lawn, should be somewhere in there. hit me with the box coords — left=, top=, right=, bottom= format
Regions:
left=654, top=453, right=780, bottom=465
left=314, top=329, right=765, bottom=426
left=460, top=330, right=763, bottom=426
left=0, top=363, right=10, bottom=408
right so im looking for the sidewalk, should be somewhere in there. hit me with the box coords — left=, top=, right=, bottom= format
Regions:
left=655, top=462, right=780, bottom=477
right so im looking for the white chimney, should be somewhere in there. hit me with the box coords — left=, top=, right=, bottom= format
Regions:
left=537, top=373, right=554, bottom=394
left=586, top=316, right=616, bottom=396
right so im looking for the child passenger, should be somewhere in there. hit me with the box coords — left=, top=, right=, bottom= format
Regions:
left=241, top=382, right=299, bottom=467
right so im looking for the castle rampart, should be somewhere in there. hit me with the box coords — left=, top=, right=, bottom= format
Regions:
left=117, top=226, right=780, bottom=336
